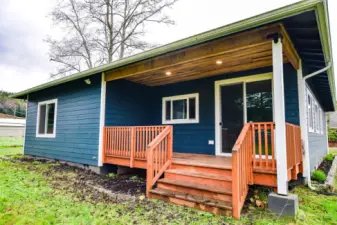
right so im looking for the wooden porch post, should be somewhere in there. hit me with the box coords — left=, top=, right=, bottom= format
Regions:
left=297, top=60, right=310, bottom=179
left=272, top=37, right=288, bottom=195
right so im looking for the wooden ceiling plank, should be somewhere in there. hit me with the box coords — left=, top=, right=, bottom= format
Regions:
left=144, top=60, right=274, bottom=86
left=127, top=45, right=273, bottom=83
left=105, top=24, right=282, bottom=81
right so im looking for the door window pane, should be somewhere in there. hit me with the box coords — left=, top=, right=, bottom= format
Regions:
left=246, top=80, right=273, bottom=122
left=221, top=83, right=243, bottom=153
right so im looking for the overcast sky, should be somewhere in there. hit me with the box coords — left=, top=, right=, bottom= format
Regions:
left=0, top=0, right=336, bottom=94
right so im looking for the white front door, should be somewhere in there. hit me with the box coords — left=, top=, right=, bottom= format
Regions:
left=214, top=73, right=273, bottom=156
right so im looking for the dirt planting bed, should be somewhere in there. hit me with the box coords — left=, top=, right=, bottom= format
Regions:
left=317, top=157, right=334, bottom=176
left=11, top=156, right=146, bottom=204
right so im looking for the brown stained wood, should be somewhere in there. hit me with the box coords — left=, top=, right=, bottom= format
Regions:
left=158, top=178, right=232, bottom=195
left=164, top=170, right=232, bottom=189
left=149, top=189, right=232, bottom=216
left=253, top=173, right=277, bottom=187
left=157, top=182, right=232, bottom=202
left=105, top=24, right=281, bottom=81
left=128, top=43, right=272, bottom=83
left=104, top=23, right=299, bottom=87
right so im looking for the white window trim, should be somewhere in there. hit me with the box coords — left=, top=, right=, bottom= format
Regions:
left=306, top=86, right=324, bottom=134
left=36, top=99, right=58, bottom=138
left=307, top=91, right=314, bottom=132
left=214, top=72, right=273, bottom=156
left=162, top=93, right=199, bottom=124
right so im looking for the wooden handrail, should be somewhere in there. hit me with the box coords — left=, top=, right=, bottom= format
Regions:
left=231, top=123, right=253, bottom=220
left=232, top=123, right=251, bottom=152
left=146, top=126, right=173, bottom=197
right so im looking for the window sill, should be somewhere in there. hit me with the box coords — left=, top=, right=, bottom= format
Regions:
left=162, top=119, right=199, bottom=124
left=36, top=134, right=56, bottom=138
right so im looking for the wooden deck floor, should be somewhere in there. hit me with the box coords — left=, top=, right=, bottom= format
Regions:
left=172, top=153, right=232, bottom=169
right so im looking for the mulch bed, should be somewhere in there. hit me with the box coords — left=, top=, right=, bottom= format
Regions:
left=317, top=157, right=334, bottom=176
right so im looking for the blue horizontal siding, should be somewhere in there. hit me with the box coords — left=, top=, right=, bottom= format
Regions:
left=105, top=79, right=154, bottom=126
left=104, top=64, right=300, bottom=155
left=24, top=74, right=101, bottom=166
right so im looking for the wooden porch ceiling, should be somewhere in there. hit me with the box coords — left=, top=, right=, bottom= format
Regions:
left=105, top=23, right=300, bottom=86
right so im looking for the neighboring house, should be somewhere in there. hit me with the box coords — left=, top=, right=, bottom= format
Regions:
left=11, top=0, right=335, bottom=219
left=0, top=118, right=26, bottom=137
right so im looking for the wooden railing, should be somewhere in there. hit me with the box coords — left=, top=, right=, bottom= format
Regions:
left=231, top=123, right=253, bottom=220
left=251, top=122, right=276, bottom=171
left=285, top=123, right=302, bottom=170
left=146, top=126, right=173, bottom=196
left=103, top=126, right=167, bottom=167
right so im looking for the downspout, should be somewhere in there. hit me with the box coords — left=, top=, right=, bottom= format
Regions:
left=302, top=62, right=332, bottom=191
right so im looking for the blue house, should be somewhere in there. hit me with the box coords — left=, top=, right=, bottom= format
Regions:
left=12, top=0, right=335, bottom=219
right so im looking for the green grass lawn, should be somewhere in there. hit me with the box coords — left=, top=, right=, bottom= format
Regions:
left=0, top=137, right=24, bottom=147
left=0, top=155, right=337, bottom=224
left=0, top=147, right=22, bottom=156
left=0, top=137, right=23, bottom=156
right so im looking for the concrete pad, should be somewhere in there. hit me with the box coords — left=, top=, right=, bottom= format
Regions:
left=268, top=192, right=298, bottom=217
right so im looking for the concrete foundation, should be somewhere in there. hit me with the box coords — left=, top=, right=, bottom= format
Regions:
left=268, top=192, right=299, bottom=217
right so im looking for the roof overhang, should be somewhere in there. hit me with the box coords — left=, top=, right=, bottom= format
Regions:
left=11, top=0, right=335, bottom=110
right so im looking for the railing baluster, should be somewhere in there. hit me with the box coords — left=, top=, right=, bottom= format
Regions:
left=258, top=124, right=262, bottom=168
left=264, top=124, right=268, bottom=168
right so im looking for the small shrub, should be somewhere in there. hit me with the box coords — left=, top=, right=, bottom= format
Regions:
left=324, top=154, right=334, bottom=161
left=106, top=173, right=117, bottom=179
left=311, top=170, right=326, bottom=182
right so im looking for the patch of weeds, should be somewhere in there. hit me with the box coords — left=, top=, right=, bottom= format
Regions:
left=106, top=172, right=117, bottom=179
left=312, top=170, right=327, bottom=182
left=129, top=175, right=138, bottom=181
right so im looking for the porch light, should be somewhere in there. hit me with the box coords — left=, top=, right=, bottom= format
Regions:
left=165, top=71, right=172, bottom=76
left=216, top=60, right=223, bottom=65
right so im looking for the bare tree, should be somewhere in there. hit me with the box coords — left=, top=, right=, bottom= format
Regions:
left=46, top=0, right=178, bottom=77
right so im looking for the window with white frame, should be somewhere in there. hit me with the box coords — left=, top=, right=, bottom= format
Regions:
left=306, top=88, right=324, bottom=134
left=162, top=93, right=199, bottom=124
left=307, top=93, right=314, bottom=132
left=36, top=99, right=57, bottom=137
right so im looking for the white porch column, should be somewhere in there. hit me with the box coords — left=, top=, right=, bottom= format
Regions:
left=297, top=61, right=310, bottom=180
left=272, top=37, right=288, bottom=195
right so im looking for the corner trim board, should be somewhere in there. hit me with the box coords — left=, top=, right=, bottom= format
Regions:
left=98, top=72, right=106, bottom=167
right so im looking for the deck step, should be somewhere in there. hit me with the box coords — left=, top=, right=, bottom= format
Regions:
left=165, top=169, right=232, bottom=181
left=150, top=188, right=232, bottom=216
left=165, top=169, right=232, bottom=189
left=172, top=158, right=231, bottom=170
left=158, top=178, right=232, bottom=195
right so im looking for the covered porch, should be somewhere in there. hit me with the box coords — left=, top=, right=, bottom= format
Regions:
left=101, top=23, right=303, bottom=219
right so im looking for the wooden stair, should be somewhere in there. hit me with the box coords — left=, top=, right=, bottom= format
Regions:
left=149, top=159, right=234, bottom=216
